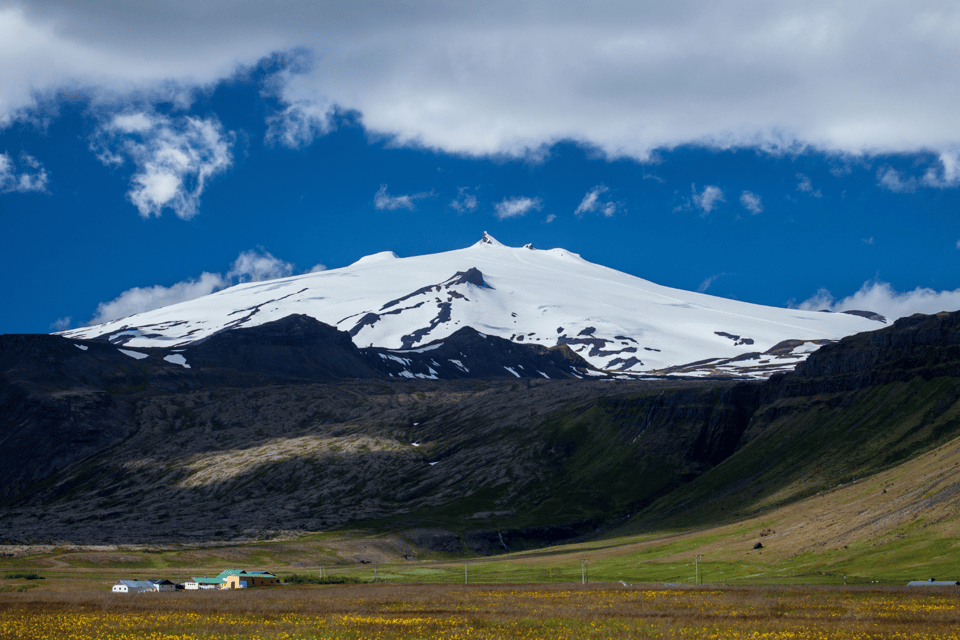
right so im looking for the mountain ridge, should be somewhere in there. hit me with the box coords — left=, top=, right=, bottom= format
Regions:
left=59, top=233, right=883, bottom=379
left=3, top=310, right=959, bottom=551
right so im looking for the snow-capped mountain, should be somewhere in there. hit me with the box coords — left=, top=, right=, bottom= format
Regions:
left=61, top=233, right=883, bottom=378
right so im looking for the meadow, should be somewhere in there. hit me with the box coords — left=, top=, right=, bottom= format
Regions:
left=1, top=582, right=959, bottom=640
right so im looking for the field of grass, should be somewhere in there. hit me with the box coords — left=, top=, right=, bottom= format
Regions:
left=5, top=425, right=957, bottom=590
left=1, top=582, right=959, bottom=639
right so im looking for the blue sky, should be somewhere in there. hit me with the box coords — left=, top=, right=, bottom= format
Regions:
left=3, top=1, right=960, bottom=335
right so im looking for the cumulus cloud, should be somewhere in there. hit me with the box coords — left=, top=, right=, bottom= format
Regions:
left=227, top=249, right=295, bottom=283
left=575, top=185, right=620, bottom=217
left=91, top=112, right=233, bottom=219
left=739, top=190, right=763, bottom=214
left=91, top=271, right=227, bottom=324
left=692, top=185, right=724, bottom=215
left=796, top=280, right=960, bottom=322
left=0, top=152, right=49, bottom=193
left=7, top=3, right=960, bottom=159
left=449, top=187, right=478, bottom=213
left=545, top=213, right=557, bottom=223
left=921, top=150, right=960, bottom=188
left=89, top=248, right=297, bottom=324
left=494, top=196, right=542, bottom=220
left=373, top=184, right=433, bottom=210
left=878, top=151, right=960, bottom=192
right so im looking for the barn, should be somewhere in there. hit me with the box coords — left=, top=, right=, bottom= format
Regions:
left=112, top=580, right=156, bottom=593
left=219, top=569, right=280, bottom=589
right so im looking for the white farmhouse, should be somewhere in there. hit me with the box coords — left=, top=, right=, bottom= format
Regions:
left=112, top=580, right=155, bottom=593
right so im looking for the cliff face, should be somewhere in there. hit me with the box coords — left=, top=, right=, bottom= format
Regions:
left=637, top=311, right=960, bottom=527
left=780, top=311, right=960, bottom=393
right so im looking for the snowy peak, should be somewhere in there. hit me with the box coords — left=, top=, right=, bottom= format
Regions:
left=352, top=250, right=399, bottom=266
left=475, top=231, right=505, bottom=247
left=348, top=267, right=496, bottom=349
left=60, top=236, right=884, bottom=379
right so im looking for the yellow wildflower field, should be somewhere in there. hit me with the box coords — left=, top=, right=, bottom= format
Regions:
left=1, top=583, right=958, bottom=639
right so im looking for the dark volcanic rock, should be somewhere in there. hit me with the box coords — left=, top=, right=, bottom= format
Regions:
left=402, top=528, right=463, bottom=553
left=367, top=326, right=596, bottom=379
left=787, top=311, right=960, bottom=393
left=189, top=314, right=382, bottom=381
left=5, top=310, right=960, bottom=548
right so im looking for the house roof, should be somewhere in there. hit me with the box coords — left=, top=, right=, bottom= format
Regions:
left=190, top=577, right=226, bottom=584
left=218, top=569, right=277, bottom=579
left=117, top=580, right=155, bottom=589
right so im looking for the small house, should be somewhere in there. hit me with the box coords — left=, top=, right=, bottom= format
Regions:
left=218, top=569, right=280, bottom=589
left=112, top=580, right=156, bottom=593
left=149, top=579, right=177, bottom=592
left=185, top=577, right=227, bottom=590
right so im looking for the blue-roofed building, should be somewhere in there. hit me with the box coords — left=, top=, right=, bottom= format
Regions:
left=112, top=580, right=156, bottom=593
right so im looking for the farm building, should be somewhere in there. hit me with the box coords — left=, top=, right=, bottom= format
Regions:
left=184, top=577, right=226, bottom=590
left=112, top=580, right=156, bottom=593
left=220, top=569, right=280, bottom=589
left=184, top=570, right=279, bottom=590
left=150, top=579, right=177, bottom=592
left=907, top=579, right=960, bottom=586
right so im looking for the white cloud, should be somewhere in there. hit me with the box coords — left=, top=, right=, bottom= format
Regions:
left=739, top=190, right=763, bottom=214
left=575, top=187, right=603, bottom=216
left=698, top=273, right=726, bottom=293
left=374, top=185, right=415, bottom=210
left=7, top=3, right=960, bottom=160
left=0, top=152, right=49, bottom=193
left=575, top=185, right=620, bottom=217
left=796, top=174, right=822, bottom=197
left=796, top=280, right=960, bottom=322
left=91, top=271, right=227, bottom=324
left=545, top=213, right=556, bottom=223
left=877, top=151, right=960, bottom=192
left=372, top=184, right=436, bottom=211
left=50, top=316, right=71, bottom=331
left=308, top=263, right=327, bottom=273
left=921, top=150, right=960, bottom=188
left=227, top=249, right=295, bottom=283
left=449, top=187, right=477, bottom=213
left=91, top=112, right=233, bottom=219
left=877, top=166, right=917, bottom=193
left=89, top=248, right=298, bottom=324
left=265, top=101, right=336, bottom=149
left=863, top=237, right=874, bottom=245
left=494, top=196, right=541, bottom=220
left=692, top=185, right=724, bottom=215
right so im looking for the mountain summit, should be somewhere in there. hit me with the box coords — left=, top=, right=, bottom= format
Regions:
left=61, top=234, right=881, bottom=378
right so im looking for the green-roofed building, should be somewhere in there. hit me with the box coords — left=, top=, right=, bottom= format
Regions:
left=218, top=569, right=279, bottom=589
